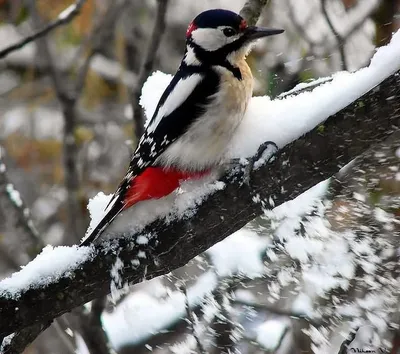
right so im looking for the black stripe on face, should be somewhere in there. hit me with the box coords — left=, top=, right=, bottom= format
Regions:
left=187, top=43, right=245, bottom=80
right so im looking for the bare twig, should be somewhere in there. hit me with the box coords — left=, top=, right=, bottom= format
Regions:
left=0, top=147, right=43, bottom=257
left=320, top=0, right=348, bottom=70
left=233, top=298, right=320, bottom=325
left=288, top=0, right=377, bottom=65
left=52, top=320, right=76, bottom=354
left=181, top=285, right=207, bottom=354
left=130, top=0, right=170, bottom=140
left=212, top=283, right=236, bottom=354
left=240, top=0, right=270, bottom=26
left=75, top=298, right=112, bottom=354
left=75, top=0, right=130, bottom=96
left=28, top=1, right=86, bottom=243
left=0, top=0, right=87, bottom=60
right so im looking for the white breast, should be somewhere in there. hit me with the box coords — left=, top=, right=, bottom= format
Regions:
left=159, top=60, right=253, bottom=171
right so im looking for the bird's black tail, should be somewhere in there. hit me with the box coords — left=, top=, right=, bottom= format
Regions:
left=79, top=201, right=123, bottom=247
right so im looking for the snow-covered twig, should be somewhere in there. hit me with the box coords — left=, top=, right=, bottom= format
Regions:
left=0, top=0, right=86, bottom=60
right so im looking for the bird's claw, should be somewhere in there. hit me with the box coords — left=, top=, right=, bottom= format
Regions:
left=243, top=141, right=278, bottom=186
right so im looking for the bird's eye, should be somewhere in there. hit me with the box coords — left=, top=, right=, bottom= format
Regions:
left=223, top=28, right=237, bottom=37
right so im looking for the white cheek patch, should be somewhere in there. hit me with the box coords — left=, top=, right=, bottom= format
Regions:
left=191, top=28, right=227, bottom=51
left=147, top=74, right=203, bottom=133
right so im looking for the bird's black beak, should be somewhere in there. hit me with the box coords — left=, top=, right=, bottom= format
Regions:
left=244, top=26, right=284, bottom=41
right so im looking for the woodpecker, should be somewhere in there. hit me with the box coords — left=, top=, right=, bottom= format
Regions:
left=80, top=9, right=284, bottom=246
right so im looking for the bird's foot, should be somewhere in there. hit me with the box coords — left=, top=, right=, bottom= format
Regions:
left=242, top=141, right=279, bottom=186
left=223, top=141, right=278, bottom=186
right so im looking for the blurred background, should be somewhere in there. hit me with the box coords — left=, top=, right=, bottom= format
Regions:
left=0, top=0, right=400, bottom=353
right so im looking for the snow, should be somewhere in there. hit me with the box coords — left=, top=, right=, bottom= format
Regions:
left=58, top=4, right=76, bottom=21
left=142, top=31, right=400, bottom=160
left=292, top=293, right=313, bottom=316
left=0, top=333, right=15, bottom=351
left=84, top=175, right=224, bottom=241
left=102, top=271, right=218, bottom=349
left=5, top=183, right=23, bottom=207
left=255, top=319, right=288, bottom=350
left=346, top=325, right=380, bottom=354
left=0, top=245, right=94, bottom=298
left=207, top=229, right=268, bottom=278
left=75, top=334, right=90, bottom=354
left=83, top=30, right=400, bottom=241
left=83, top=192, right=113, bottom=240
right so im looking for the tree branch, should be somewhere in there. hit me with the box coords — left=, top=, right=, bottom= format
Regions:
left=321, top=0, right=348, bottom=70
left=0, top=0, right=86, bottom=60
left=181, top=285, right=207, bottom=354
left=0, top=322, right=51, bottom=354
left=75, top=298, right=112, bottom=354
left=240, top=0, right=270, bottom=26
left=130, top=0, right=170, bottom=140
left=0, top=66, right=398, bottom=338
left=0, top=148, right=43, bottom=257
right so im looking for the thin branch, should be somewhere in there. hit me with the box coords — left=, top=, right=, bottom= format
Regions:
left=212, top=282, right=236, bottom=353
left=28, top=1, right=86, bottom=243
left=131, top=0, right=170, bottom=140
left=320, top=0, right=348, bottom=70
left=0, top=67, right=399, bottom=339
left=288, top=0, right=377, bottom=65
left=181, top=285, right=207, bottom=354
left=52, top=320, right=76, bottom=354
left=75, top=298, right=112, bottom=354
left=0, top=147, right=44, bottom=257
left=232, top=299, right=321, bottom=327
left=74, top=0, right=130, bottom=96
left=0, top=0, right=87, bottom=60
left=240, top=0, right=270, bottom=26
left=0, top=322, right=52, bottom=354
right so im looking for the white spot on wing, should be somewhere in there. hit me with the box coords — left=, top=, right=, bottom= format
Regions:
left=147, top=74, right=203, bottom=133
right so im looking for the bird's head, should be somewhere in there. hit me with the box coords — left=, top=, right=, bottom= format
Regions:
left=184, top=9, right=284, bottom=66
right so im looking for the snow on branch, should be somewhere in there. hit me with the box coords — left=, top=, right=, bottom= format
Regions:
left=0, top=29, right=400, bottom=344
left=0, top=0, right=86, bottom=60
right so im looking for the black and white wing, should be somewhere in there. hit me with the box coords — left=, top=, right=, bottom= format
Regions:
left=80, top=66, right=220, bottom=246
